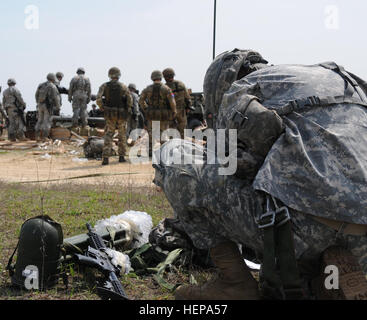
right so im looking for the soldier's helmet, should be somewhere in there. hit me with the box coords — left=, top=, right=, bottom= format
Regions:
left=77, top=67, right=86, bottom=75
left=151, top=70, right=163, bottom=81
left=47, top=73, right=56, bottom=82
left=128, top=83, right=137, bottom=91
left=163, top=68, right=175, bottom=78
left=108, top=67, right=121, bottom=79
left=203, top=48, right=268, bottom=127
left=7, top=78, right=16, bottom=86
left=56, top=72, right=64, bottom=79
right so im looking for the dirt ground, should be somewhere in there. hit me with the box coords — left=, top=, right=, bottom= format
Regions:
left=0, top=139, right=156, bottom=187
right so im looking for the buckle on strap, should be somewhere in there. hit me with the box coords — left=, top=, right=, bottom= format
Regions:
left=257, top=196, right=291, bottom=229
left=291, top=96, right=321, bottom=109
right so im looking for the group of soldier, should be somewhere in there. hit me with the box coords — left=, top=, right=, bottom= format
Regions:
left=96, top=67, right=193, bottom=165
left=0, top=66, right=195, bottom=166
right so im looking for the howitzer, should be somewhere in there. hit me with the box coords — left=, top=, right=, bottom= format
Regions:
left=52, top=116, right=106, bottom=129
left=57, top=86, right=69, bottom=95
left=73, top=223, right=129, bottom=300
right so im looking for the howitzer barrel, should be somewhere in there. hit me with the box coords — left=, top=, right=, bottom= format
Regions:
left=52, top=116, right=106, bottom=127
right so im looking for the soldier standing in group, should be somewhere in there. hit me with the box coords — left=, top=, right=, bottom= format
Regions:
left=54, top=72, right=68, bottom=116
left=2, top=79, right=27, bottom=142
left=96, top=67, right=132, bottom=166
left=139, top=70, right=177, bottom=156
left=68, top=68, right=91, bottom=129
left=127, top=83, right=140, bottom=136
left=35, top=73, right=60, bottom=142
left=88, top=104, right=103, bottom=117
left=163, top=68, right=192, bottom=138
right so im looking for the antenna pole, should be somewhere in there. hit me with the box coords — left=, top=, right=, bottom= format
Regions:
left=213, top=0, right=217, bottom=60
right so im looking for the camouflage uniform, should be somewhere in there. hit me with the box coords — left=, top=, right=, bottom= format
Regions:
left=216, top=62, right=367, bottom=226
left=68, top=71, right=91, bottom=127
left=203, top=49, right=269, bottom=129
left=139, top=76, right=176, bottom=153
left=96, top=80, right=132, bottom=158
left=153, top=140, right=367, bottom=276
left=165, top=80, right=191, bottom=138
left=2, top=84, right=26, bottom=141
left=127, top=90, right=140, bottom=136
left=35, top=79, right=60, bottom=140
left=54, top=72, right=67, bottom=116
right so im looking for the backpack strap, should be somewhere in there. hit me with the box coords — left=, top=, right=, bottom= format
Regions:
left=319, top=62, right=367, bottom=102
left=6, top=239, right=20, bottom=277
left=273, top=95, right=367, bottom=116
left=257, top=195, right=306, bottom=300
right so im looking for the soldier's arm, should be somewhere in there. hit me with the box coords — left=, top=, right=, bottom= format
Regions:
left=132, top=93, right=139, bottom=115
left=96, top=83, right=106, bottom=110
left=51, top=85, right=61, bottom=109
left=167, top=88, right=177, bottom=115
left=125, top=88, right=133, bottom=112
left=68, top=79, right=74, bottom=102
left=14, top=89, right=26, bottom=109
left=86, top=78, right=92, bottom=102
left=139, top=90, right=148, bottom=111
left=183, top=84, right=192, bottom=108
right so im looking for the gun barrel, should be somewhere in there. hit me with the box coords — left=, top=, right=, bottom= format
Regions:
left=52, top=116, right=105, bottom=125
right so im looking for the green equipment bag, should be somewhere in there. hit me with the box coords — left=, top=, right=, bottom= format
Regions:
left=7, top=215, right=64, bottom=291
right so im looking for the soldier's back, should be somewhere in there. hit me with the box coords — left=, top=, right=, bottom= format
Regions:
left=71, top=75, right=90, bottom=92
left=36, top=82, right=53, bottom=103
left=3, top=87, right=18, bottom=106
left=143, top=83, right=171, bottom=107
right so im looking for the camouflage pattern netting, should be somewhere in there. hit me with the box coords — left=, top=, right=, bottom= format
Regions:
left=217, top=62, right=367, bottom=225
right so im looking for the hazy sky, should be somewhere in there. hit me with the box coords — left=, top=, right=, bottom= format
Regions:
left=0, top=0, right=366, bottom=115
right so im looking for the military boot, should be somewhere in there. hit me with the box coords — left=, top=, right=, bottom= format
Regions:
left=102, top=158, right=109, bottom=166
left=119, top=155, right=126, bottom=163
left=175, top=241, right=260, bottom=300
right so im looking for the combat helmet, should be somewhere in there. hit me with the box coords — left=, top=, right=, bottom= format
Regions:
left=77, top=67, right=85, bottom=74
left=128, top=83, right=137, bottom=91
left=7, top=215, right=64, bottom=291
left=56, top=72, right=64, bottom=79
left=203, top=48, right=268, bottom=128
left=7, top=78, right=16, bottom=86
left=151, top=70, right=163, bottom=81
left=163, top=68, right=175, bottom=78
left=47, top=73, right=56, bottom=82
left=108, top=67, right=121, bottom=79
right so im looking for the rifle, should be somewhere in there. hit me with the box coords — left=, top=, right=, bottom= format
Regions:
left=73, top=223, right=129, bottom=300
